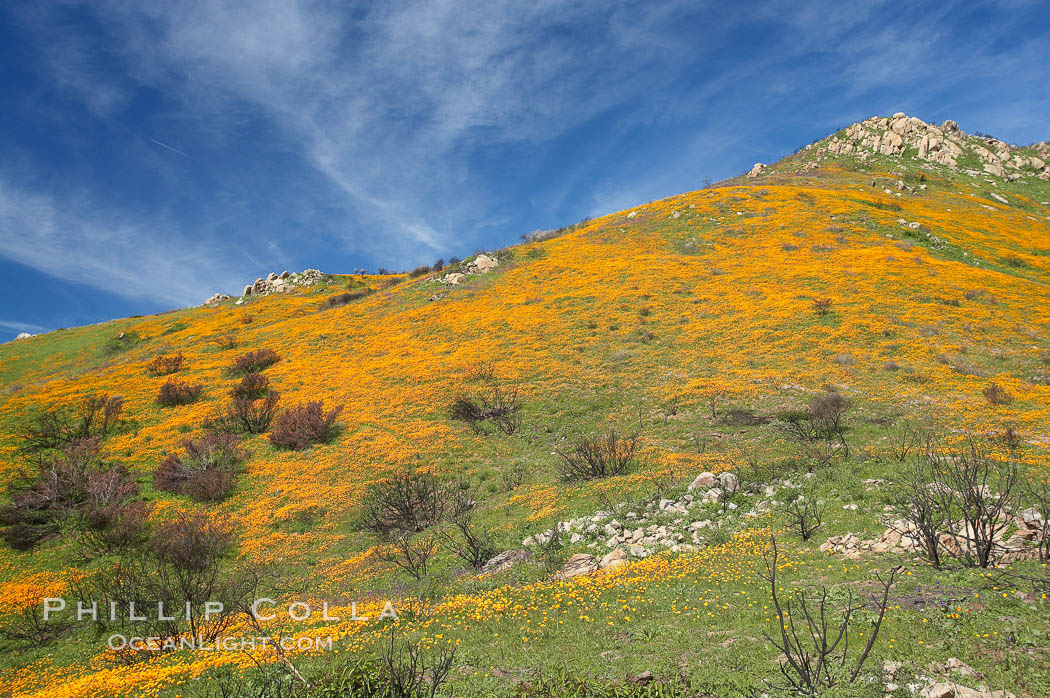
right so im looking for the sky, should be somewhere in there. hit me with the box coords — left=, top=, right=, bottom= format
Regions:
left=1, top=1, right=1048, bottom=338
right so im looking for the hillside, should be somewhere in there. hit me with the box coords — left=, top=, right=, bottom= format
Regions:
left=1, top=113, right=1049, bottom=697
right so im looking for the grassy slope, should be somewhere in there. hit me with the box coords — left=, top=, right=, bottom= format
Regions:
left=0, top=144, right=1049, bottom=696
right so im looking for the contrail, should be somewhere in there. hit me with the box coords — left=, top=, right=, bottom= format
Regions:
left=150, top=138, right=191, bottom=158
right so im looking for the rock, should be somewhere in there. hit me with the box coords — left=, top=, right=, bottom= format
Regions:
left=14, top=332, right=35, bottom=340
left=942, top=119, right=959, bottom=132
left=746, top=162, right=765, bottom=178
left=440, top=273, right=467, bottom=285
left=559, top=553, right=598, bottom=578
left=243, top=285, right=253, bottom=296
left=279, top=270, right=290, bottom=279
left=716, top=471, right=739, bottom=491
left=204, top=293, right=232, bottom=305
left=990, top=192, right=1009, bottom=204
left=467, top=254, right=499, bottom=273
left=600, top=548, right=628, bottom=570
left=481, top=549, right=530, bottom=574
left=689, top=472, right=717, bottom=490
left=628, top=543, right=647, bottom=557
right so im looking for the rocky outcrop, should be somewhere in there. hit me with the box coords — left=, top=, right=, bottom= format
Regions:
left=203, top=293, right=231, bottom=305
left=438, top=255, right=499, bottom=285
left=821, top=507, right=1047, bottom=563
left=746, top=162, right=765, bottom=178
left=817, top=113, right=1050, bottom=181
left=481, top=549, right=530, bottom=574
left=235, top=269, right=324, bottom=300
left=14, top=332, right=36, bottom=341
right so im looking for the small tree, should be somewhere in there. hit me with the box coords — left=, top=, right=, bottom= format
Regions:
left=758, top=535, right=898, bottom=696
left=787, top=495, right=826, bottom=541
left=375, top=532, right=437, bottom=581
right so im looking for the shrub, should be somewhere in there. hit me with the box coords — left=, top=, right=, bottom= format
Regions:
left=555, top=431, right=638, bottom=481
left=269, top=401, right=343, bottom=450
left=362, top=471, right=447, bottom=536
left=147, top=353, right=184, bottom=376
left=85, top=513, right=245, bottom=651
left=19, top=394, right=125, bottom=454
left=409, top=265, right=431, bottom=278
left=375, top=532, right=437, bottom=581
left=449, top=385, right=522, bottom=435
left=322, top=289, right=371, bottom=309
left=156, top=378, right=203, bottom=407
left=154, top=433, right=245, bottom=502
left=811, top=297, right=833, bottom=316
left=230, top=372, right=270, bottom=400
left=213, top=334, right=237, bottom=351
left=231, top=348, right=281, bottom=374
left=775, top=389, right=852, bottom=463
left=0, top=439, right=139, bottom=550
left=205, top=392, right=280, bottom=435
left=983, top=382, right=1013, bottom=405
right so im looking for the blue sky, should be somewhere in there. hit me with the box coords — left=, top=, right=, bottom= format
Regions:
left=1, top=1, right=1048, bottom=338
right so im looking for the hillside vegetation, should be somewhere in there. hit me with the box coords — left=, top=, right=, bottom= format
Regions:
left=1, top=114, right=1049, bottom=697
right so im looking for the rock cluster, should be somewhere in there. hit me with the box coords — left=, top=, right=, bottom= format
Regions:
left=438, top=255, right=498, bottom=285
left=815, top=113, right=1049, bottom=181
left=203, top=293, right=231, bottom=305
left=242, top=269, right=324, bottom=298
left=14, top=332, right=35, bottom=340
left=515, top=469, right=778, bottom=582
left=821, top=507, right=1046, bottom=563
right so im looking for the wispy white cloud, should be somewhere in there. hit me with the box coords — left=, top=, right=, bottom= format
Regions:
left=0, top=176, right=245, bottom=306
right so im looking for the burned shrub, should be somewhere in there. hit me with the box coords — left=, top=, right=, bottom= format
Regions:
left=230, top=372, right=270, bottom=400
left=154, top=433, right=245, bottom=502
left=449, top=385, right=522, bottom=435
left=555, top=430, right=638, bottom=481
left=147, top=353, right=184, bottom=376
left=156, top=378, right=203, bottom=407
left=409, top=265, right=432, bottom=278
left=205, top=392, right=280, bottom=435
left=775, top=389, right=852, bottom=464
left=362, top=471, right=448, bottom=536
left=269, top=401, right=343, bottom=450
left=231, top=348, right=281, bottom=375
left=0, top=439, right=139, bottom=550
left=983, top=382, right=1013, bottom=405
left=19, top=394, right=125, bottom=454
left=812, top=297, right=833, bottom=316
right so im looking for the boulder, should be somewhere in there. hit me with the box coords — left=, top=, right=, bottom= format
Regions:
left=440, top=273, right=467, bottom=285
left=559, top=553, right=598, bottom=578
left=243, top=285, right=253, bottom=296
left=746, top=162, right=765, bottom=178
left=14, top=332, right=35, bottom=340
left=600, top=548, right=628, bottom=570
left=468, top=254, right=499, bottom=273
left=716, top=471, right=739, bottom=491
left=688, top=472, right=717, bottom=490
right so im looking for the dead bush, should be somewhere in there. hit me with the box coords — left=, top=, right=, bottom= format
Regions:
left=19, top=394, right=125, bottom=454
left=375, top=532, right=437, bottom=581
left=147, top=353, right=184, bottom=376
left=1, top=439, right=139, bottom=550
left=983, top=382, right=1013, bottom=405
left=157, top=378, right=203, bottom=407
left=231, top=348, right=281, bottom=374
left=205, top=392, right=280, bottom=435
left=213, top=333, right=237, bottom=351
left=555, top=430, right=638, bottom=481
left=786, top=495, right=825, bottom=541
left=362, top=471, right=448, bottom=536
left=269, top=401, right=343, bottom=450
left=449, top=385, right=522, bottom=435
left=775, top=390, right=852, bottom=463
left=758, top=535, right=897, bottom=696
left=811, top=297, right=833, bottom=316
